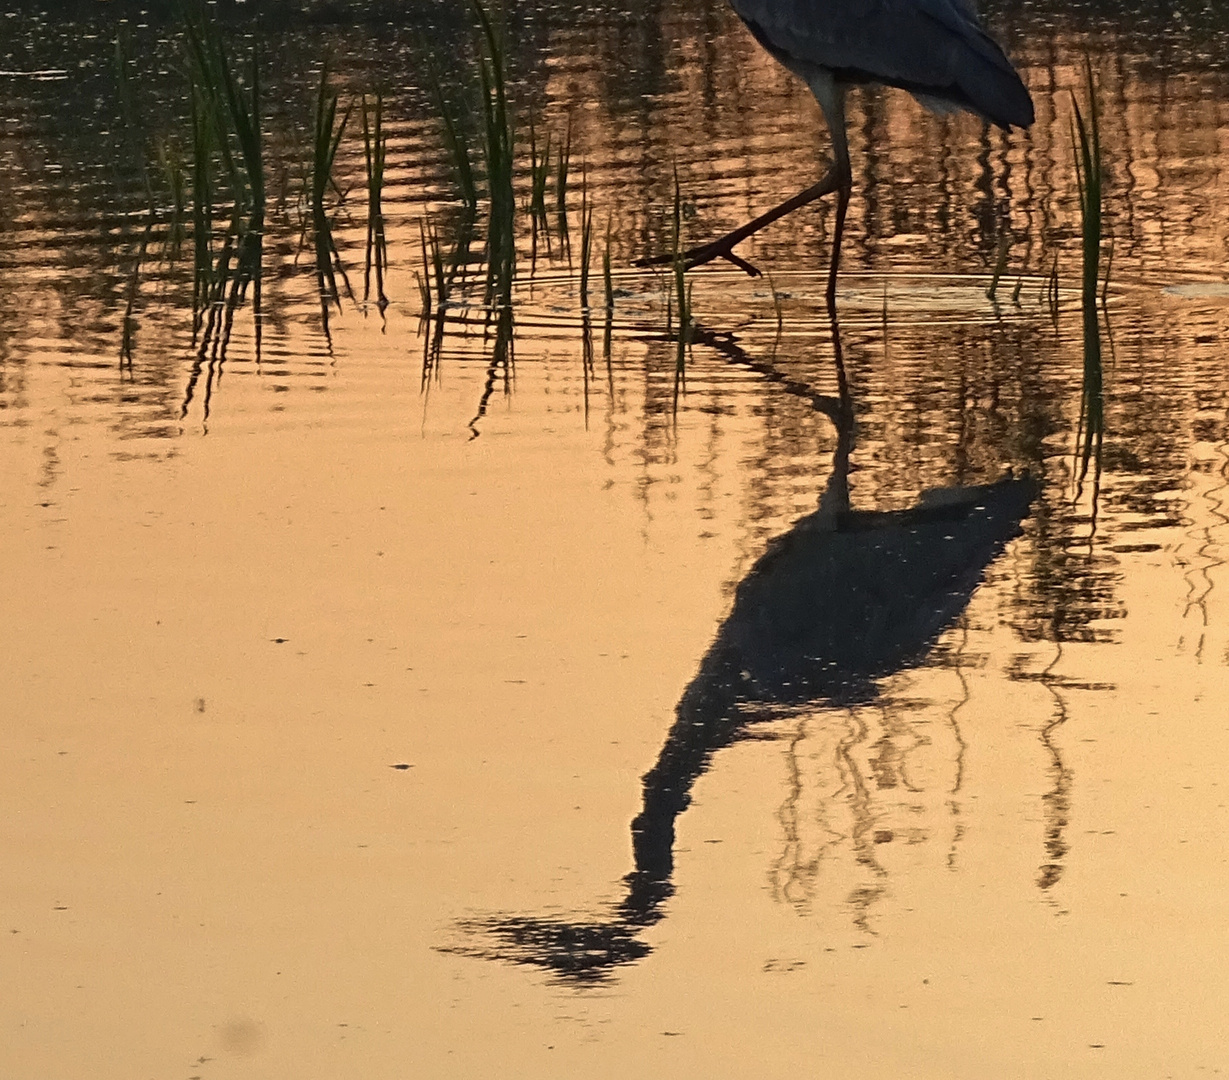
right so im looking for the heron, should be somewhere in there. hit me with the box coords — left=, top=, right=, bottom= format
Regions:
left=645, top=0, right=1035, bottom=303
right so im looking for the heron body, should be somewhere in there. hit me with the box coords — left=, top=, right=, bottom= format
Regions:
left=734, top=0, right=1035, bottom=136
left=653, top=0, right=1035, bottom=301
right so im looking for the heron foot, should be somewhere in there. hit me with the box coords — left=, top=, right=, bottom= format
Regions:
left=635, top=241, right=762, bottom=277
left=635, top=171, right=845, bottom=279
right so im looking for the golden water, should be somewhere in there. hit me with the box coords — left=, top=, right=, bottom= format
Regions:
left=3, top=1, right=1229, bottom=1075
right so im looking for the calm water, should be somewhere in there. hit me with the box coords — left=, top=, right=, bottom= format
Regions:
left=4, top=0, right=1229, bottom=1075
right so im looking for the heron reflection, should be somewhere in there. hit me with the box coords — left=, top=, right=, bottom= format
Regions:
left=449, top=320, right=1037, bottom=983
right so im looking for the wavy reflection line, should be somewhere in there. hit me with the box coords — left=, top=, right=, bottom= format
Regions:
left=770, top=717, right=815, bottom=910
left=467, top=306, right=515, bottom=440
left=946, top=619, right=972, bottom=871
left=769, top=713, right=852, bottom=914
left=836, top=710, right=888, bottom=935
left=883, top=696, right=929, bottom=796
left=1007, top=646, right=1073, bottom=892
left=1180, top=442, right=1229, bottom=661
left=1036, top=643, right=1072, bottom=893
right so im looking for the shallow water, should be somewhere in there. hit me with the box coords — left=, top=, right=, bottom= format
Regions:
left=3, top=1, right=1229, bottom=1076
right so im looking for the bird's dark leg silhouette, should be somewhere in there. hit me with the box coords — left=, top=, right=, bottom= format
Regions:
left=639, top=76, right=855, bottom=295
left=815, top=76, right=852, bottom=310
left=826, top=177, right=851, bottom=311
left=637, top=168, right=846, bottom=277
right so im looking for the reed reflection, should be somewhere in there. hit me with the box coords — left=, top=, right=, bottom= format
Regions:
left=449, top=317, right=1038, bottom=982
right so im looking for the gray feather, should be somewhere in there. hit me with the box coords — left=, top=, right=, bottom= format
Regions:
left=732, top=0, right=1034, bottom=128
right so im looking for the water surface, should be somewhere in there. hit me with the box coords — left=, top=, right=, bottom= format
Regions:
left=3, top=1, right=1229, bottom=1075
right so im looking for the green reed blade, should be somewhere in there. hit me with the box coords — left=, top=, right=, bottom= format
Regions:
left=579, top=164, right=592, bottom=309
left=603, top=216, right=613, bottom=313
left=1070, top=57, right=1106, bottom=492
left=432, top=71, right=478, bottom=211
left=556, top=117, right=571, bottom=217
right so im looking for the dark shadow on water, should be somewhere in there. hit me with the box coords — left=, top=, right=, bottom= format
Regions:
left=442, top=316, right=1039, bottom=983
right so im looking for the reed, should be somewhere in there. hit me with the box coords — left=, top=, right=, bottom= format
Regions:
left=186, top=86, right=213, bottom=331
left=579, top=165, right=592, bottom=309
left=311, top=58, right=350, bottom=220
left=529, top=116, right=551, bottom=227
left=434, top=74, right=479, bottom=213
left=189, top=84, right=215, bottom=333
left=120, top=218, right=154, bottom=368
left=114, top=29, right=139, bottom=138
left=671, top=165, right=690, bottom=401
left=428, top=220, right=449, bottom=308
left=602, top=215, right=614, bottom=314
left=361, top=91, right=388, bottom=309
left=112, top=28, right=157, bottom=364
left=673, top=273, right=691, bottom=410
left=112, top=4, right=267, bottom=367
left=180, top=1, right=263, bottom=215
left=1101, top=238, right=1114, bottom=306
left=1042, top=254, right=1060, bottom=322
left=768, top=272, right=783, bottom=336
left=556, top=116, right=572, bottom=243
left=986, top=229, right=1010, bottom=302
left=156, top=136, right=187, bottom=254
left=308, top=57, right=352, bottom=319
left=417, top=218, right=435, bottom=316
left=178, top=0, right=264, bottom=356
left=472, top=0, right=515, bottom=308
left=1071, top=59, right=1106, bottom=491
left=113, top=29, right=154, bottom=203
left=581, top=307, right=595, bottom=428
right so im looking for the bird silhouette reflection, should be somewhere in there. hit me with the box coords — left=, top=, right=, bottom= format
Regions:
left=448, top=319, right=1037, bottom=983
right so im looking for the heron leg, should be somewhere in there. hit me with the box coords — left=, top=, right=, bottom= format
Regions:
left=825, top=178, right=851, bottom=311
left=810, top=73, right=852, bottom=309
left=636, top=169, right=844, bottom=277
